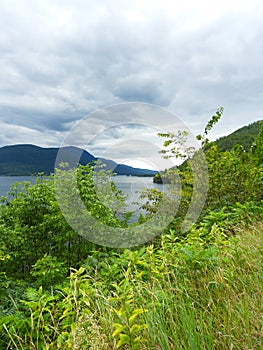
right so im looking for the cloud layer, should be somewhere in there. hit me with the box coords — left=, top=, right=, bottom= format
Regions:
left=0, top=0, right=263, bottom=154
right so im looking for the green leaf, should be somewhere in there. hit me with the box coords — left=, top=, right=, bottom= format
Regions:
left=128, top=308, right=147, bottom=325
left=112, top=323, right=125, bottom=338
left=117, top=334, right=130, bottom=348
left=130, top=323, right=148, bottom=334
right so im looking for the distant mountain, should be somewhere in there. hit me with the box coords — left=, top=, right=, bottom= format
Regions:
left=0, top=144, right=157, bottom=176
left=211, top=120, right=262, bottom=152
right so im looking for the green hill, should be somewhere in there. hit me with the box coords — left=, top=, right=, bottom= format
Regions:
left=211, top=120, right=262, bottom=151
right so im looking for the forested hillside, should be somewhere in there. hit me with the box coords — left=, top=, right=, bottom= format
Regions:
left=0, top=110, right=262, bottom=349
left=211, top=119, right=262, bottom=151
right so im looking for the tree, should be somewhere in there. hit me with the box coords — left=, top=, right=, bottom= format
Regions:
left=0, top=163, right=129, bottom=280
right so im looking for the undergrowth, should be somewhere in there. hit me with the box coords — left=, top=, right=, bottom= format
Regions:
left=1, top=202, right=262, bottom=349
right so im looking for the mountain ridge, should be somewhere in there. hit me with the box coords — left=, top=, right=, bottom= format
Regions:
left=0, top=144, right=157, bottom=176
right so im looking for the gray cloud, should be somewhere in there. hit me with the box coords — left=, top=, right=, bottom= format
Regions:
left=0, top=0, right=263, bottom=153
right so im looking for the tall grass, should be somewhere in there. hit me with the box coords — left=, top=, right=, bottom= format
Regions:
left=77, top=222, right=263, bottom=349
left=142, top=223, right=263, bottom=349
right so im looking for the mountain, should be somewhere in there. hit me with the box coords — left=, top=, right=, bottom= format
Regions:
left=211, top=120, right=262, bottom=151
left=0, top=144, right=157, bottom=176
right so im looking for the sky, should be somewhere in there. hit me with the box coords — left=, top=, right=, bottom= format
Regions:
left=0, top=0, right=263, bottom=168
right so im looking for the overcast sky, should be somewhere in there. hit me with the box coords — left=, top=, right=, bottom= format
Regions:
left=0, top=0, right=263, bottom=166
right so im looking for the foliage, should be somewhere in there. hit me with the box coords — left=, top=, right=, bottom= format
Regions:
left=211, top=119, right=262, bottom=152
left=205, top=143, right=263, bottom=209
left=111, top=280, right=148, bottom=349
left=196, top=106, right=224, bottom=147
left=251, top=121, right=263, bottom=165
left=0, top=268, right=94, bottom=349
left=0, top=164, right=129, bottom=280
left=30, top=254, right=67, bottom=288
left=153, top=109, right=263, bottom=225
left=0, top=202, right=262, bottom=349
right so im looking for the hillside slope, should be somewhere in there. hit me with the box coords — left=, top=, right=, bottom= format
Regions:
left=212, top=120, right=262, bottom=151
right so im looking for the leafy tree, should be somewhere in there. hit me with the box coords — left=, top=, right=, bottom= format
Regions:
left=0, top=163, right=129, bottom=280
left=251, top=121, right=263, bottom=165
left=147, top=108, right=263, bottom=230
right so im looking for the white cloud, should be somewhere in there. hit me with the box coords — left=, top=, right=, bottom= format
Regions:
left=0, top=121, right=64, bottom=147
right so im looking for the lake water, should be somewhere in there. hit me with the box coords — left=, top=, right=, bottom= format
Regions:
left=0, top=176, right=37, bottom=199
left=111, top=176, right=166, bottom=214
left=0, top=176, right=165, bottom=215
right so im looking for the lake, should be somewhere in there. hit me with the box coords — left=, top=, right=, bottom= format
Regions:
left=0, top=176, right=165, bottom=216
left=0, top=176, right=38, bottom=199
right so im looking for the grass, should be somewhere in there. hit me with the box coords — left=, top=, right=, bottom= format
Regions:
left=73, top=221, right=263, bottom=349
